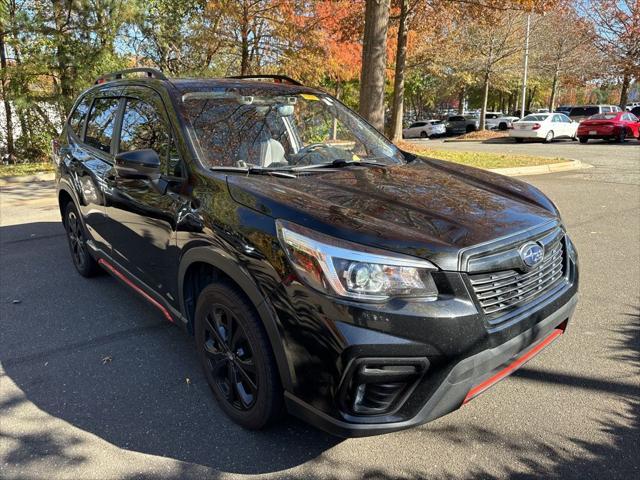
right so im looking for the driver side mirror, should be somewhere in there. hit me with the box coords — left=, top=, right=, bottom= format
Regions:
left=115, top=149, right=161, bottom=180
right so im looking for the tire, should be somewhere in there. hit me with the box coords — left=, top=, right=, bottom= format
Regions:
left=195, top=283, right=283, bottom=430
left=465, top=125, right=476, bottom=133
left=544, top=130, right=554, bottom=143
left=579, top=137, right=588, bottom=144
left=616, top=128, right=626, bottom=143
left=64, top=202, right=100, bottom=277
left=515, top=138, right=524, bottom=143
left=498, top=122, right=508, bottom=131
left=420, top=131, right=428, bottom=138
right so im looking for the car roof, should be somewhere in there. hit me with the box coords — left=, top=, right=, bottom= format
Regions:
left=86, top=76, right=322, bottom=99
left=169, top=78, right=320, bottom=95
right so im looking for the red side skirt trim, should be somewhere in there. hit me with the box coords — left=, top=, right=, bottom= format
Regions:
left=98, top=258, right=174, bottom=323
left=463, top=326, right=564, bottom=404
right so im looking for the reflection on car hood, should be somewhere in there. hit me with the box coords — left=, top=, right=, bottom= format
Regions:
left=226, top=158, right=558, bottom=269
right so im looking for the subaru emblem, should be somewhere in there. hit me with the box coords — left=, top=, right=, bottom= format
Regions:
left=519, top=242, right=544, bottom=268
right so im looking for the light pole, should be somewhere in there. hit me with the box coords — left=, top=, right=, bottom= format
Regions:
left=520, top=13, right=531, bottom=118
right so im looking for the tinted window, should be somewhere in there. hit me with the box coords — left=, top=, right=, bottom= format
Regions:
left=69, top=96, right=92, bottom=137
left=570, top=107, right=599, bottom=117
left=409, top=122, right=425, bottom=128
left=85, top=98, right=121, bottom=153
left=629, top=113, right=639, bottom=122
left=119, top=98, right=181, bottom=176
left=448, top=116, right=464, bottom=122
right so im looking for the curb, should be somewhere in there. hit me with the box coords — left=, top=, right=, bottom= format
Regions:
left=443, top=137, right=508, bottom=143
left=488, top=159, right=592, bottom=176
left=0, top=172, right=55, bottom=186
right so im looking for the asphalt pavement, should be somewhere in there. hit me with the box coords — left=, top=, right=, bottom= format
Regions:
left=1, top=139, right=638, bottom=479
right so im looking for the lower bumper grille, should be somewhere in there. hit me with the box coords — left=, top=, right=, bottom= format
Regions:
left=469, top=237, right=566, bottom=316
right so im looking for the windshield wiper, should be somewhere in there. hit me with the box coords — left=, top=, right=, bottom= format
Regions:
left=209, top=166, right=297, bottom=178
left=289, top=158, right=388, bottom=171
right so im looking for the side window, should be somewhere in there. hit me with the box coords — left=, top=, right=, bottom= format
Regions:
left=629, top=114, right=639, bottom=122
left=119, top=98, right=182, bottom=177
left=85, top=97, right=121, bottom=153
left=68, top=96, right=92, bottom=137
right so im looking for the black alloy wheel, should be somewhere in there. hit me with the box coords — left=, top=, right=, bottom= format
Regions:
left=203, top=304, right=259, bottom=410
left=64, top=202, right=99, bottom=277
left=195, top=283, right=283, bottom=429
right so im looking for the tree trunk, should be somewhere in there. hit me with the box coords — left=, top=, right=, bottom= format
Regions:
left=0, top=27, right=15, bottom=162
left=619, top=72, right=630, bottom=109
left=457, top=87, right=465, bottom=114
left=359, top=0, right=391, bottom=132
left=479, top=72, right=490, bottom=130
left=240, top=1, right=250, bottom=75
left=548, top=62, right=560, bottom=112
left=526, top=85, right=536, bottom=111
left=390, top=0, right=408, bottom=142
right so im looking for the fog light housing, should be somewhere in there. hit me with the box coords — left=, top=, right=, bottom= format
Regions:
left=338, top=357, right=429, bottom=417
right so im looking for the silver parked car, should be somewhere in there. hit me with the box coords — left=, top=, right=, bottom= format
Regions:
left=445, top=115, right=479, bottom=134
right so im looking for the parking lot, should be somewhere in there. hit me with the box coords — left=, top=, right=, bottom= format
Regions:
left=1, top=141, right=638, bottom=479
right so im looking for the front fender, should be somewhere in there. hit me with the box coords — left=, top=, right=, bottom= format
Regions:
left=178, top=245, right=294, bottom=391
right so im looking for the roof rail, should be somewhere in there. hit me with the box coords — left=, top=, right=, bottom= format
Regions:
left=94, top=68, right=168, bottom=85
left=225, top=74, right=303, bottom=86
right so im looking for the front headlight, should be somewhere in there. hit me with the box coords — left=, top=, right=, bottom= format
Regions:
left=276, top=220, right=438, bottom=301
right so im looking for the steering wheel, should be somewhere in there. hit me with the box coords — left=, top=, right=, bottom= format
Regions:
left=295, top=143, right=338, bottom=164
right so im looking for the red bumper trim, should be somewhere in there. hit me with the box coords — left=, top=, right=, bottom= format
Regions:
left=98, top=258, right=174, bottom=323
left=463, top=326, right=564, bottom=404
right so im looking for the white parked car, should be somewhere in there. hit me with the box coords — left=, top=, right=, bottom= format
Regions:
left=509, top=113, right=578, bottom=143
left=402, top=120, right=446, bottom=139
left=485, top=113, right=520, bottom=130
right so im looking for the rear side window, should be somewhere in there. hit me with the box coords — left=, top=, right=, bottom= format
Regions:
left=85, top=98, right=121, bottom=153
left=448, top=116, right=464, bottom=122
left=68, top=96, right=92, bottom=137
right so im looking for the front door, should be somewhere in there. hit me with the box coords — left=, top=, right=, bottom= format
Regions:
left=104, top=86, right=186, bottom=304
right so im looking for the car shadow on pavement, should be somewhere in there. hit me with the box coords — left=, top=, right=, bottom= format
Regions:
left=0, top=221, right=340, bottom=475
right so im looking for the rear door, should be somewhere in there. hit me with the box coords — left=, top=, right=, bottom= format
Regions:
left=104, top=85, right=187, bottom=301
left=65, top=89, right=123, bottom=254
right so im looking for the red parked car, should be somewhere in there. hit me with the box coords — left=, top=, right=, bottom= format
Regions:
left=577, top=112, right=640, bottom=143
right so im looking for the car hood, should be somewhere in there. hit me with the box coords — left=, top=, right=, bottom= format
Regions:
left=226, top=158, right=559, bottom=270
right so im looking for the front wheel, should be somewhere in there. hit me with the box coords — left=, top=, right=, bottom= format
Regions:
left=544, top=130, right=554, bottom=143
left=579, top=137, right=588, bottom=144
left=195, top=283, right=283, bottom=429
left=616, top=128, right=626, bottom=143
left=420, top=131, right=428, bottom=138
left=64, top=202, right=100, bottom=277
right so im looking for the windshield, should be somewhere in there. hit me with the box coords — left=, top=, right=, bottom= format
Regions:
left=181, top=89, right=404, bottom=169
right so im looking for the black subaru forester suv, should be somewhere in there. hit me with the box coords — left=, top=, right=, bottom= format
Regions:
left=54, top=68, right=578, bottom=437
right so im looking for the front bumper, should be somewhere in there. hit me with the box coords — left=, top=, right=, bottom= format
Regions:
left=285, top=293, right=577, bottom=437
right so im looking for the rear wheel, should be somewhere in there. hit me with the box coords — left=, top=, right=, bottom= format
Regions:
left=515, top=138, right=524, bottom=143
left=465, top=125, right=476, bottom=133
left=64, top=202, right=100, bottom=277
left=420, top=131, right=428, bottom=138
left=544, top=130, right=554, bottom=143
left=579, top=137, right=588, bottom=144
left=195, top=283, right=283, bottom=429
left=498, top=122, right=508, bottom=131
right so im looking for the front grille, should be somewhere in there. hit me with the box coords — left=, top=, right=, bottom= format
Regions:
left=469, top=238, right=566, bottom=316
